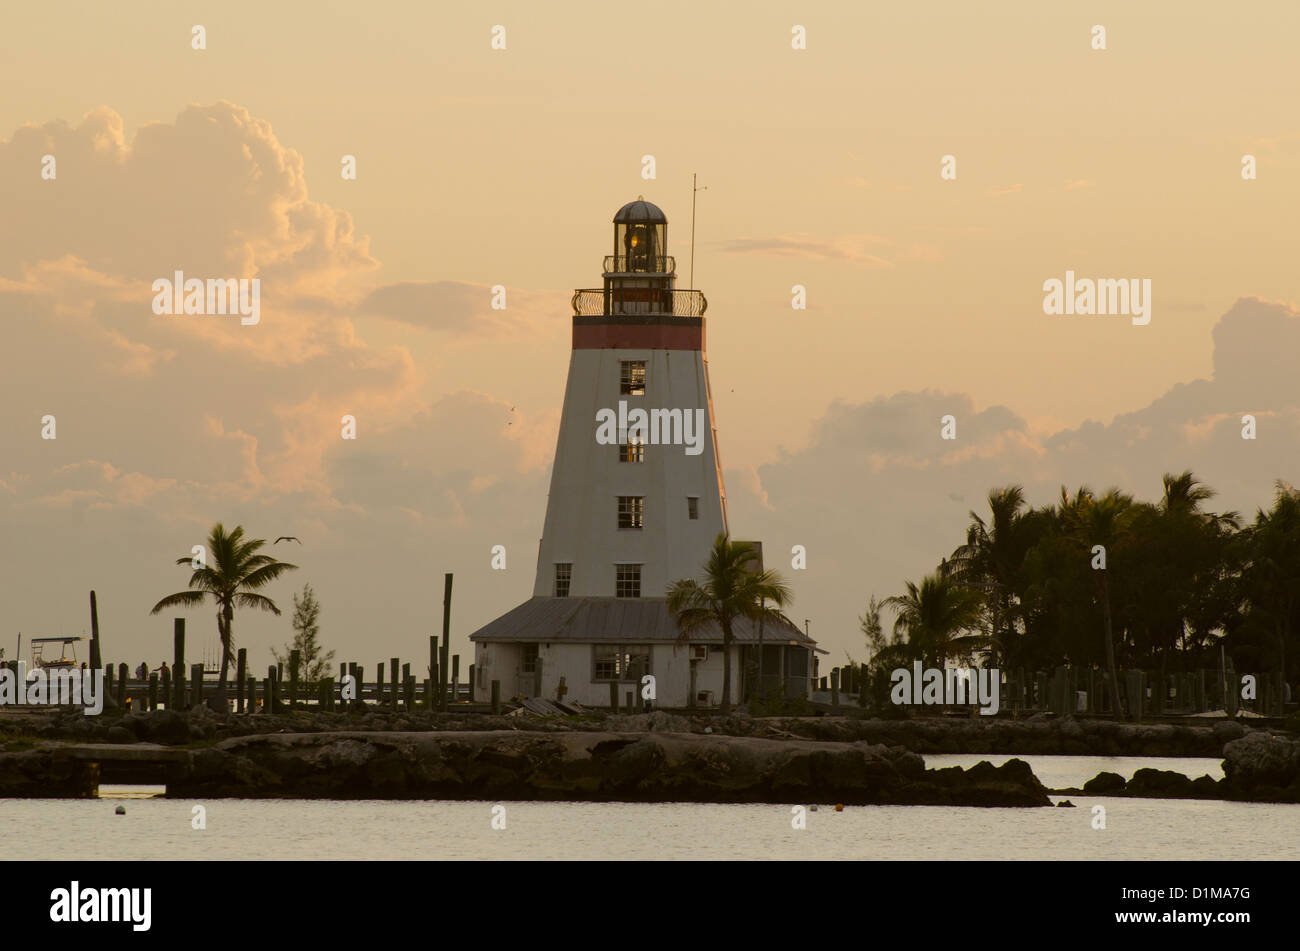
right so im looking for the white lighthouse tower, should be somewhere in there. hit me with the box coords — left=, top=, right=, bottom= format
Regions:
left=470, top=198, right=817, bottom=709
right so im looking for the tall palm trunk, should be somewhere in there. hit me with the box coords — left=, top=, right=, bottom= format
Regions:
left=720, top=620, right=734, bottom=714
left=1100, top=574, right=1124, bottom=719
left=217, top=607, right=233, bottom=706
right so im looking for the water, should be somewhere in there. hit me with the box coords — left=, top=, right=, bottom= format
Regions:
left=2, top=756, right=1294, bottom=861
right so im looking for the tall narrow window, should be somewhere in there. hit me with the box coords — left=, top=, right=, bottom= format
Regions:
left=615, top=564, right=642, bottom=598
left=520, top=643, right=539, bottom=674
left=553, top=563, right=571, bottom=597
left=617, top=496, right=645, bottom=529
left=620, top=361, right=646, bottom=395
left=687, top=497, right=699, bottom=520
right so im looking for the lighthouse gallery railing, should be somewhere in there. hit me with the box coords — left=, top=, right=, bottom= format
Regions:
left=571, top=288, right=707, bottom=317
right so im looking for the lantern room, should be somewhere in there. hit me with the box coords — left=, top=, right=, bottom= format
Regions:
left=610, top=197, right=669, bottom=274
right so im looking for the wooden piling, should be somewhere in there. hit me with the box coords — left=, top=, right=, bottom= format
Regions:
left=173, top=619, right=186, bottom=707
left=490, top=679, right=500, bottom=715
left=428, top=636, right=439, bottom=710
left=289, top=649, right=301, bottom=709
left=830, top=668, right=840, bottom=711
left=116, top=662, right=127, bottom=708
left=390, top=658, right=399, bottom=712
left=452, top=655, right=460, bottom=704
left=247, top=676, right=256, bottom=712
left=376, top=662, right=385, bottom=708
left=148, top=673, right=158, bottom=711
left=468, top=664, right=475, bottom=703
left=404, top=675, right=415, bottom=712
left=188, top=663, right=202, bottom=709
left=160, top=667, right=171, bottom=710
left=89, top=590, right=102, bottom=671
left=610, top=680, right=619, bottom=711
left=440, top=574, right=453, bottom=712
left=236, top=648, right=247, bottom=713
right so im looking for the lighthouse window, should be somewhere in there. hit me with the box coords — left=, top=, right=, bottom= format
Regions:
left=620, top=361, right=646, bottom=395
left=615, top=564, right=642, bottom=598
left=619, top=436, right=644, bottom=462
left=617, top=496, right=645, bottom=529
left=687, top=497, right=699, bottom=520
left=553, top=563, right=571, bottom=597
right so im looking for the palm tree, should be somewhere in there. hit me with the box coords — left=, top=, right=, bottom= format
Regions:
left=151, top=523, right=298, bottom=707
left=1059, top=487, right=1134, bottom=719
left=1242, top=482, right=1300, bottom=686
left=884, top=573, right=986, bottom=667
left=945, top=485, right=1033, bottom=668
left=666, top=533, right=793, bottom=714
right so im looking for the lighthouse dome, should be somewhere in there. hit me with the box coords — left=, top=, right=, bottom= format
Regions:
left=613, top=197, right=667, bottom=224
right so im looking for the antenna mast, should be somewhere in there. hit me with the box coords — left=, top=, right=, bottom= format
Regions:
left=690, top=173, right=707, bottom=289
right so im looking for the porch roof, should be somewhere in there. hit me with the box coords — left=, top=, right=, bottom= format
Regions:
left=467, top=597, right=817, bottom=648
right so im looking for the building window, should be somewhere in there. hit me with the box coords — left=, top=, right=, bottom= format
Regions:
left=617, top=496, right=644, bottom=530
left=622, top=646, right=651, bottom=682
left=591, top=644, right=652, bottom=682
left=520, top=643, right=539, bottom=674
left=615, top=564, right=642, bottom=598
left=619, top=435, right=644, bottom=463
left=620, top=361, right=646, bottom=395
left=687, top=496, right=699, bottom=520
left=553, top=563, right=571, bottom=597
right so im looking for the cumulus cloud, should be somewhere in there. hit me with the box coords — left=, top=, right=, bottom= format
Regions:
left=724, top=297, right=1300, bottom=663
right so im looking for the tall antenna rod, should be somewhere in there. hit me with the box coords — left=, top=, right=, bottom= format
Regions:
left=690, top=173, right=708, bottom=289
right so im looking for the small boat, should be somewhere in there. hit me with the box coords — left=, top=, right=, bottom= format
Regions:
left=29, top=636, right=86, bottom=671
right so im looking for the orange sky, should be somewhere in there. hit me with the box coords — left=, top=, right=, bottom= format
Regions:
left=3, top=1, right=1300, bottom=667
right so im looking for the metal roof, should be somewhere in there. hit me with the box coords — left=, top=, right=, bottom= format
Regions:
left=613, top=198, right=667, bottom=224
left=467, top=597, right=816, bottom=646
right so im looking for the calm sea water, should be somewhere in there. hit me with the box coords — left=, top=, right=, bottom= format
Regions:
left=2, top=756, right=1293, bottom=860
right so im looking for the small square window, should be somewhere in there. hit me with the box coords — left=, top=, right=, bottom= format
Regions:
left=617, top=496, right=644, bottom=530
left=615, top=564, right=642, bottom=598
left=687, top=497, right=699, bottom=520
left=619, top=435, right=645, bottom=463
left=554, top=563, right=571, bottom=598
left=620, top=361, right=646, bottom=396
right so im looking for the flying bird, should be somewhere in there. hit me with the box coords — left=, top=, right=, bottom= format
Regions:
left=274, top=536, right=302, bottom=544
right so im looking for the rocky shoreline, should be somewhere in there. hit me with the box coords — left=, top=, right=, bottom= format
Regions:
left=0, top=707, right=1255, bottom=756
left=1, top=708, right=1297, bottom=804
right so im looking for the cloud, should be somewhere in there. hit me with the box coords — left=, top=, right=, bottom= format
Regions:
left=355, top=280, right=565, bottom=339
left=987, top=183, right=1023, bottom=196
left=718, top=233, right=895, bottom=268
left=724, top=297, right=1300, bottom=663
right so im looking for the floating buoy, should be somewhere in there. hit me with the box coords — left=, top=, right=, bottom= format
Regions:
left=809, top=804, right=818, bottom=812
left=834, top=803, right=844, bottom=812
left=114, top=805, right=126, bottom=815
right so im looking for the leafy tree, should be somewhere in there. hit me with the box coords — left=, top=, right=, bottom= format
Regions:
left=151, top=524, right=297, bottom=706
left=667, top=533, right=794, bottom=714
left=883, top=573, right=986, bottom=667
left=273, top=583, right=335, bottom=682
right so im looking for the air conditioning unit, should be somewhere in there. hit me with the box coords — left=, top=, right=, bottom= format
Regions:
left=690, top=645, right=708, bottom=661
left=697, top=690, right=714, bottom=706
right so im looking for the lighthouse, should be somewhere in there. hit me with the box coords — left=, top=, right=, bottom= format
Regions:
left=469, top=198, right=818, bottom=709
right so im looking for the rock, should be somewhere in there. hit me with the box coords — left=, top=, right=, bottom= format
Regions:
left=1222, top=731, right=1300, bottom=792
left=106, top=726, right=134, bottom=745
left=1123, top=768, right=1194, bottom=799
left=1057, top=800, right=1075, bottom=807
left=1213, top=720, right=1247, bottom=743
left=1082, top=771, right=1126, bottom=794
left=162, top=730, right=1051, bottom=805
